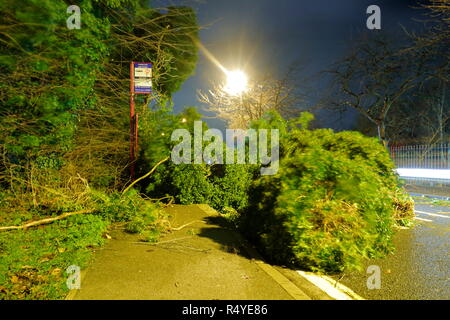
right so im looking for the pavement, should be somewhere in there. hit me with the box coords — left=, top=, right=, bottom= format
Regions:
left=71, top=204, right=331, bottom=300
left=329, top=201, right=450, bottom=300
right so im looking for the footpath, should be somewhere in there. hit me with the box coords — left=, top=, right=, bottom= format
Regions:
left=70, top=204, right=332, bottom=300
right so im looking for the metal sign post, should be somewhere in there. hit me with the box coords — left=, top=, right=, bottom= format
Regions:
left=130, top=61, right=152, bottom=181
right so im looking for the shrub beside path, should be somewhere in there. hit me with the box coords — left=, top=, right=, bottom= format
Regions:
left=71, top=204, right=325, bottom=300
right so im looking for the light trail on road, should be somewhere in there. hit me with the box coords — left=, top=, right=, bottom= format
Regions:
left=396, top=168, right=450, bottom=179
left=414, top=217, right=433, bottom=222
left=415, top=210, right=449, bottom=219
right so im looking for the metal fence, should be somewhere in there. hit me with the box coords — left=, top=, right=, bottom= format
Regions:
left=389, top=143, right=450, bottom=169
left=389, top=143, right=450, bottom=197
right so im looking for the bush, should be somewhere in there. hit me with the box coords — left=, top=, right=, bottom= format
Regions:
left=140, top=108, right=255, bottom=213
left=209, top=164, right=256, bottom=212
left=238, top=112, right=412, bottom=273
left=168, top=163, right=254, bottom=212
left=220, top=206, right=240, bottom=228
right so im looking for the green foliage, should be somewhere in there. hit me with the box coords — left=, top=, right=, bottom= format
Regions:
left=148, top=6, right=199, bottom=96
left=208, top=164, right=256, bottom=212
left=0, top=188, right=163, bottom=299
left=125, top=217, right=147, bottom=234
left=0, top=0, right=200, bottom=190
left=0, top=0, right=199, bottom=300
left=0, top=0, right=110, bottom=167
left=239, top=112, right=410, bottom=273
left=84, top=188, right=161, bottom=224
left=124, top=202, right=160, bottom=234
left=171, top=164, right=216, bottom=204
left=139, top=107, right=255, bottom=213
left=220, top=207, right=240, bottom=228
left=88, top=189, right=163, bottom=237
left=0, top=213, right=108, bottom=300
left=141, top=229, right=160, bottom=243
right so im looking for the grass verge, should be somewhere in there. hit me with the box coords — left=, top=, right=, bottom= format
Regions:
left=0, top=189, right=165, bottom=299
left=0, top=213, right=108, bottom=299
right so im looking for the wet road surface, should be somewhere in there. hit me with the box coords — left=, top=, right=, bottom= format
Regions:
left=330, top=201, right=450, bottom=300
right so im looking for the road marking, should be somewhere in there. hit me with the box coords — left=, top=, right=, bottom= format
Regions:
left=297, top=271, right=364, bottom=300
left=415, top=210, right=449, bottom=219
left=320, top=274, right=365, bottom=300
left=414, top=217, right=433, bottom=222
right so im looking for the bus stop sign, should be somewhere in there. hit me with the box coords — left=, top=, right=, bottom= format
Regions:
left=132, top=62, right=152, bottom=94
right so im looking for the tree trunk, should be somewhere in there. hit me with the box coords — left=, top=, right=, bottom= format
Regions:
left=377, top=122, right=388, bottom=147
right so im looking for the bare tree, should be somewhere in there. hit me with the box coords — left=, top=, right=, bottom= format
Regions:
left=198, top=66, right=305, bottom=128
left=412, top=0, right=449, bottom=143
left=410, top=0, right=449, bottom=52
left=328, top=35, right=424, bottom=146
left=422, top=81, right=449, bottom=143
left=378, top=79, right=448, bottom=144
left=385, top=0, right=450, bottom=144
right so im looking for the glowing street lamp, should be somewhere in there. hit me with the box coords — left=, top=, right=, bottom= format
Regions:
left=190, top=38, right=248, bottom=96
left=224, top=70, right=248, bottom=96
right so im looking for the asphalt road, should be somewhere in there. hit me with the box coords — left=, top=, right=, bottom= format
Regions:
left=330, top=201, right=450, bottom=300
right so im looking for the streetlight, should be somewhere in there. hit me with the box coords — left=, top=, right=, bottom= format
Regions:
left=224, top=70, right=248, bottom=96
left=190, top=38, right=248, bottom=96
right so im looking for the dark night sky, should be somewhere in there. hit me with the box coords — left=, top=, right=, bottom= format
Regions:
left=161, top=0, right=426, bottom=131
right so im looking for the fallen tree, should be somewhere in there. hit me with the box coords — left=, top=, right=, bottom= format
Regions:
left=238, top=111, right=415, bottom=273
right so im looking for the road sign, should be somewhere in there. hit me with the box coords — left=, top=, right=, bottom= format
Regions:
left=132, top=62, right=152, bottom=94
